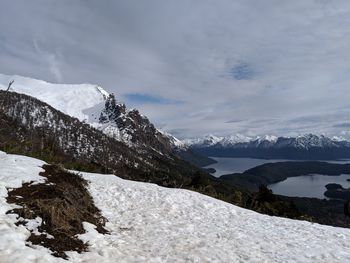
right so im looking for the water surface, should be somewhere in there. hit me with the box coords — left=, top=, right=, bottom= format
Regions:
left=269, top=174, right=350, bottom=199
left=204, top=157, right=350, bottom=177
left=204, top=157, right=350, bottom=199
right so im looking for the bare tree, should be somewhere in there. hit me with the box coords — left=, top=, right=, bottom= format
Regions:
left=1, top=80, right=14, bottom=109
left=6, top=80, right=14, bottom=92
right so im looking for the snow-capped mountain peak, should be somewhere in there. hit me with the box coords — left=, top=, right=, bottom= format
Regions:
left=157, top=130, right=185, bottom=148
left=293, top=133, right=337, bottom=149
left=332, top=135, right=347, bottom=142
left=259, top=134, right=278, bottom=143
left=183, top=134, right=223, bottom=147
left=96, top=85, right=110, bottom=100
left=220, top=134, right=253, bottom=146
left=0, top=73, right=109, bottom=122
left=202, top=134, right=223, bottom=145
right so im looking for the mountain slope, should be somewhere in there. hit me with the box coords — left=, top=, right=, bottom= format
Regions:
left=97, top=93, right=172, bottom=153
left=0, top=90, right=200, bottom=186
left=1, top=151, right=350, bottom=262
left=0, top=74, right=172, bottom=152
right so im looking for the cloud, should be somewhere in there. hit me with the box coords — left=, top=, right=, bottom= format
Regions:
left=33, top=40, right=63, bottom=82
left=333, top=122, right=350, bottom=128
left=0, top=0, right=349, bottom=139
left=224, top=119, right=246, bottom=124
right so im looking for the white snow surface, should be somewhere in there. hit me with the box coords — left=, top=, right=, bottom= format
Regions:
left=332, top=135, right=347, bottom=142
left=220, top=134, right=253, bottom=146
left=1, top=151, right=350, bottom=262
left=0, top=73, right=109, bottom=123
left=158, top=129, right=185, bottom=148
left=183, top=134, right=260, bottom=147
left=183, top=134, right=224, bottom=147
left=183, top=133, right=349, bottom=148
left=257, top=134, right=278, bottom=143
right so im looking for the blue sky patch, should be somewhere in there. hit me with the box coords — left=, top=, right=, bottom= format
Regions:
left=124, top=93, right=183, bottom=105
left=230, top=62, right=255, bottom=80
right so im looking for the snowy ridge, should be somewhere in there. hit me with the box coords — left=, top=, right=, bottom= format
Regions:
left=183, top=134, right=253, bottom=147
left=293, top=134, right=337, bottom=149
left=220, top=134, right=253, bottom=146
left=158, top=129, right=185, bottom=148
left=1, top=151, right=350, bottom=262
left=184, top=133, right=350, bottom=149
left=0, top=74, right=109, bottom=122
left=256, top=135, right=278, bottom=143
left=332, top=136, right=348, bottom=142
left=183, top=134, right=224, bottom=147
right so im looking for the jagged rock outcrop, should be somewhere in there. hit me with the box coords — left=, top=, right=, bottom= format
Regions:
left=98, top=94, right=172, bottom=154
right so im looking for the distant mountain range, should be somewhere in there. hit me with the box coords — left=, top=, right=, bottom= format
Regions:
left=184, top=134, right=350, bottom=160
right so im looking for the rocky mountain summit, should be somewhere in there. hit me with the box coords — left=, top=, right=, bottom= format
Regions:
left=97, top=93, right=172, bottom=154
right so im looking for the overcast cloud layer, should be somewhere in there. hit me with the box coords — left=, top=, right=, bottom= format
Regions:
left=0, top=0, right=349, bottom=139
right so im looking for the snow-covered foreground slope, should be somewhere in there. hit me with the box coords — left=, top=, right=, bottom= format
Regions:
left=1, top=152, right=350, bottom=262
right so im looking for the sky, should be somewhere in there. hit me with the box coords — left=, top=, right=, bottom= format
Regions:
left=0, top=0, right=349, bottom=139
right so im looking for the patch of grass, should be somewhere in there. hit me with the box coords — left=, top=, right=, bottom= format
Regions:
left=6, top=164, right=108, bottom=259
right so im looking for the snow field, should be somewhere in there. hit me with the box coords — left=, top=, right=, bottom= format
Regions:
left=0, top=151, right=350, bottom=262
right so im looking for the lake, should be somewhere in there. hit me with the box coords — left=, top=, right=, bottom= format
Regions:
left=204, top=157, right=350, bottom=177
left=269, top=174, right=350, bottom=199
left=204, top=157, right=350, bottom=199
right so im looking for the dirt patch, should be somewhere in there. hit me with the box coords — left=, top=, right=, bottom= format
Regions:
left=6, top=164, right=108, bottom=259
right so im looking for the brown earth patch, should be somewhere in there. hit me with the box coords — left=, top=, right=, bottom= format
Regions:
left=6, top=164, right=108, bottom=259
